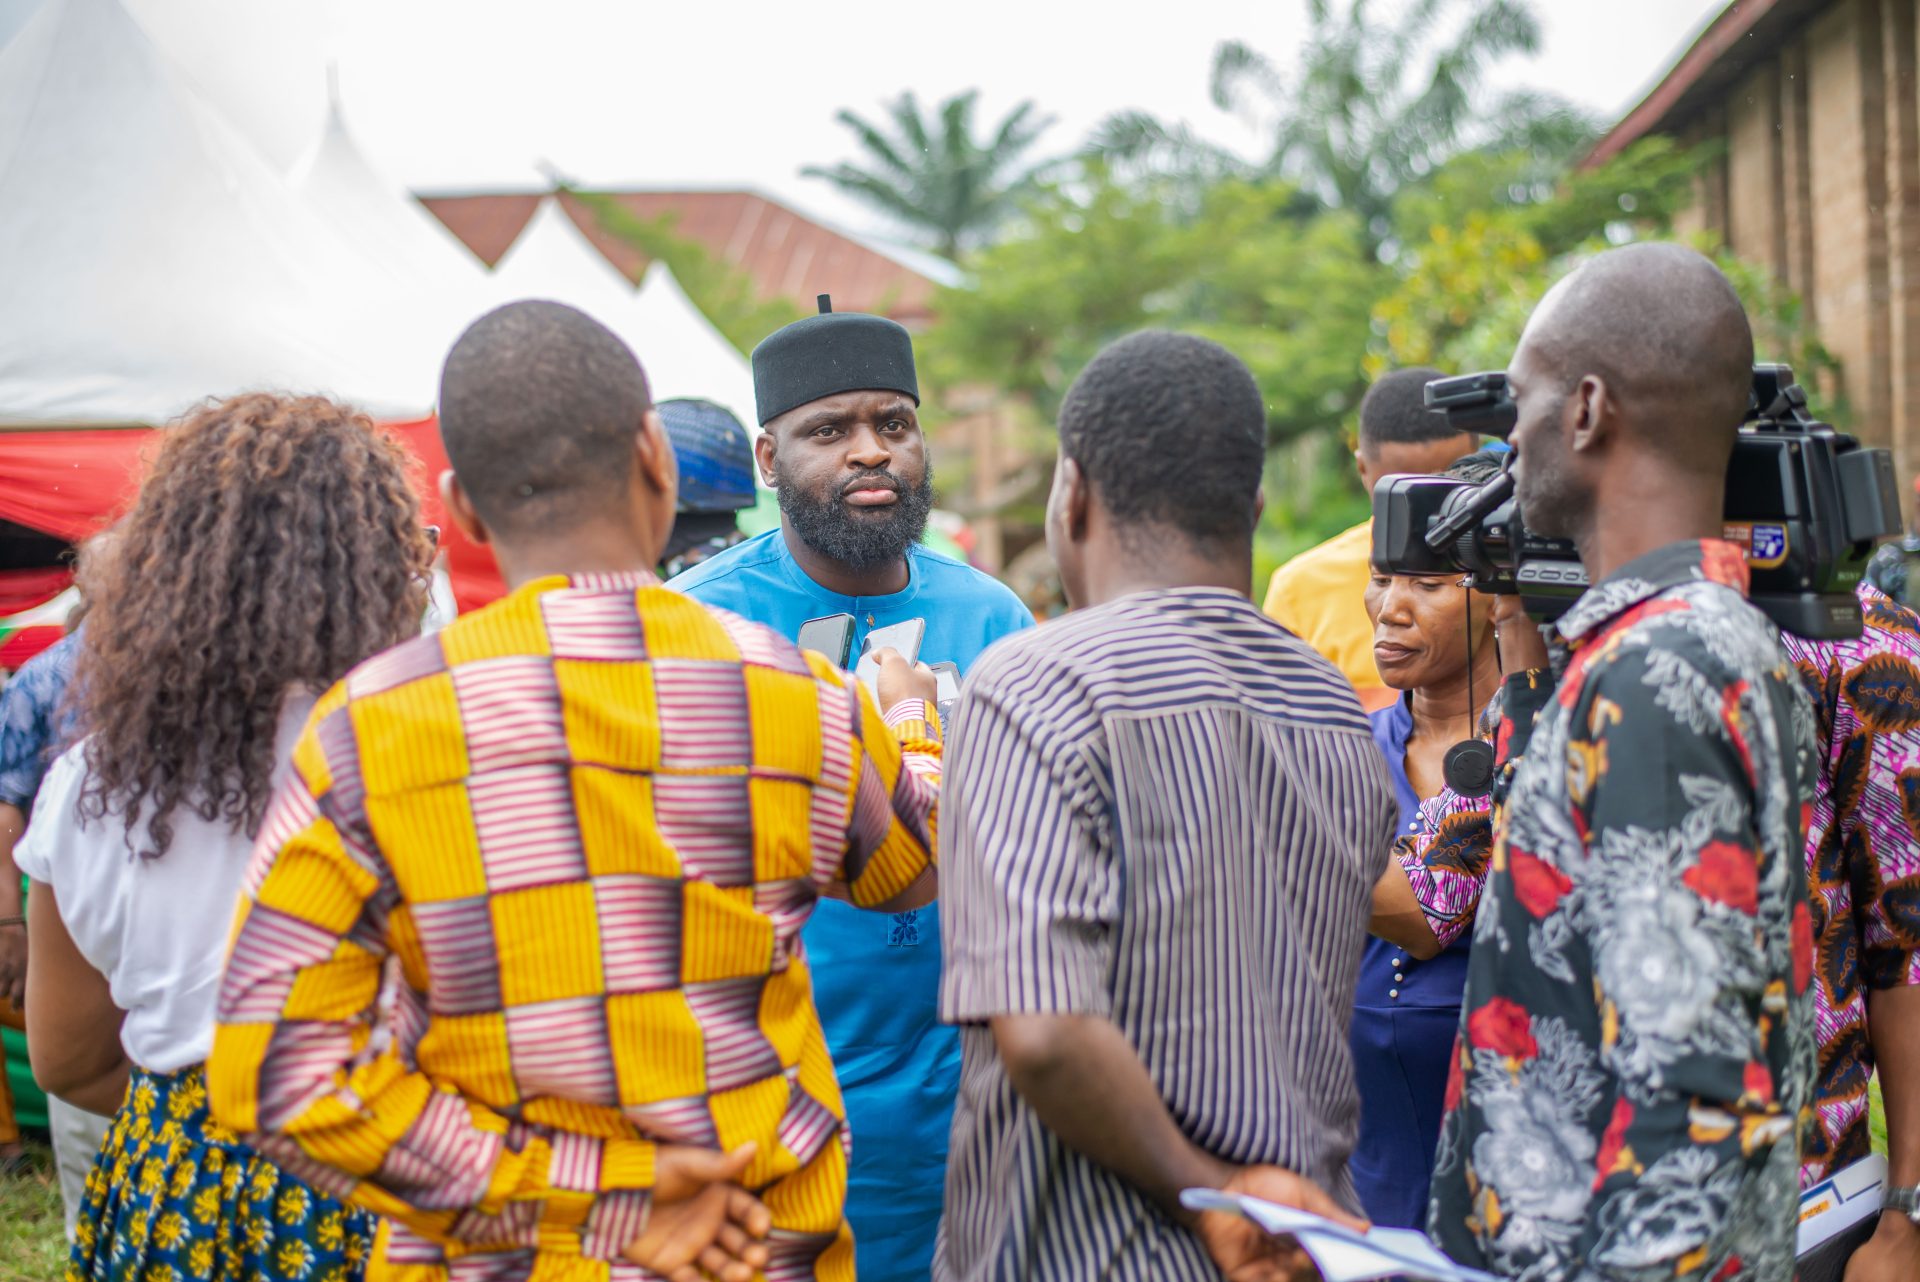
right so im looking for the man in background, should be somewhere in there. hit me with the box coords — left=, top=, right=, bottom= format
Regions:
left=0, top=550, right=114, bottom=1231
left=1263, top=367, right=1477, bottom=712
left=938, top=331, right=1393, bottom=1280
left=657, top=396, right=759, bottom=579
left=671, top=297, right=1031, bottom=1282
left=1417, top=244, right=1813, bottom=1278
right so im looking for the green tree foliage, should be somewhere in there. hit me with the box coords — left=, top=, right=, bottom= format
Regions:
left=564, top=189, right=804, bottom=356
left=803, top=91, right=1056, bottom=262
left=929, top=136, right=1837, bottom=582
left=922, top=169, right=1384, bottom=443
left=1093, top=0, right=1593, bottom=252
left=1376, top=138, right=1837, bottom=399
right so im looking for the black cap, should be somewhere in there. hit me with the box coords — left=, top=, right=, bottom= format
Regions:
left=750, top=294, right=919, bottom=426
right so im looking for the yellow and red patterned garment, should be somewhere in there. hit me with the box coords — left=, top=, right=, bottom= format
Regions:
left=209, top=570, right=940, bottom=1282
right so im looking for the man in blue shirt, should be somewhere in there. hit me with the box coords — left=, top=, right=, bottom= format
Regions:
left=671, top=298, right=1031, bottom=1280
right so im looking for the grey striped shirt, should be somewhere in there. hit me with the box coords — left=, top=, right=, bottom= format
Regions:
left=935, top=587, right=1398, bottom=1281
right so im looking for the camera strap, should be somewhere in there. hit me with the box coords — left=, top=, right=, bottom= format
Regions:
left=1442, top=584, right=1497, bottom=798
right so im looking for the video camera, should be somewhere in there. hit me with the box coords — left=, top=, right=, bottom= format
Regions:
left=1370, top=366, right=1902, bottom=639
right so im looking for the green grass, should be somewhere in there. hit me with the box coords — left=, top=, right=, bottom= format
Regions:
left=0, top=1141, right=66, bottom=1282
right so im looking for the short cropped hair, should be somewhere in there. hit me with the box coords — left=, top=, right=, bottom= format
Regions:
left=439, top=300, right=653, bottom=536
left=1057, top=330, right=1266, bottom=547
left=1357, top=367, right=1455, bottom=452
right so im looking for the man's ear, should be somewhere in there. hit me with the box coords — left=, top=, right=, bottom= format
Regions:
left=1057, top=456, right=1091, bottom=542
left=1354, top=449, right=1378, bottom=497
left=754, top=430, right=777, bottom=488
left=1571, top=374, right=1611, bottom=453
left=1254, top=485, right=1267, bottom=525
left=636, top=408, right=674, bottom=498
left=440, top=470, right=490, bottom=547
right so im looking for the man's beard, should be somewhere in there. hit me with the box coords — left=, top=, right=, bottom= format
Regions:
left=776, top=464, right=935, bottom=573
left=1514, top=449, right=1588, bottom=541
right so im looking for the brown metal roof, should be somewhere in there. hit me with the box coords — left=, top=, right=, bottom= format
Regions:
left=417, top=189, right=940, bottom=324
left=1582, top=0, right=1830, bottom=169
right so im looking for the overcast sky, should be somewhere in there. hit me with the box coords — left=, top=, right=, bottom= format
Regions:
left=11, top=0, right=1723, bottom=244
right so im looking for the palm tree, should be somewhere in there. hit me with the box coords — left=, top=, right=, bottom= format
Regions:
left=804, top=90, right=1056, bottom=262
left=1092, top=0, right=1593, bottom=250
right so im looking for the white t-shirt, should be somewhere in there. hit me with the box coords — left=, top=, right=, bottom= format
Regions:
left=15, top=693, right=315, bottom=1073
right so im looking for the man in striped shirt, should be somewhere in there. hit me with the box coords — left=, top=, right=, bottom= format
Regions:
left=937, top=331, right=1397, bottom=1281
left=210, top=301, right=943, bottom=1282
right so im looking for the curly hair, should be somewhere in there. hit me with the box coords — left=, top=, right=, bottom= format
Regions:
left=72, top=393, right=433, bottom=858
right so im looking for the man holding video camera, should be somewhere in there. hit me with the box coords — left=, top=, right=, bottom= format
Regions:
left=1414, top=243, right=1817, bottom=1280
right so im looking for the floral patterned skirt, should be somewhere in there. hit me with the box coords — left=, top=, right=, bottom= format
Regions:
left=68, top=1063, right=375, bottom=1282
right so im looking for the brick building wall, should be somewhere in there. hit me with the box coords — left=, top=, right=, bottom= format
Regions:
left=1606, top=0, right=1920, bottom=502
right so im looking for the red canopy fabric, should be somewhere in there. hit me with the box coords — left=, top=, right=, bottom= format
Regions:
left=0, top=417, right=508, bottom=627
left=0, top=428, right=154, bottom=542
left=0, top=626, right=64, bottom=670
left=0, top=566, right=74, bottom=616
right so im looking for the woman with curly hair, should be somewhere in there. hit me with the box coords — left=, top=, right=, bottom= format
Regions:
left=15, top=393, right=433, bottom=1282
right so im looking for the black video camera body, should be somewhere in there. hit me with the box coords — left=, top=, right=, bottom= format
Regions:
left=1370, top=366, right=1902, bottom=639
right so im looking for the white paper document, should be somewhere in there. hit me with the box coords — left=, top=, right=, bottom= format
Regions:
left=1180, top=1189, right=1499, bottom=1282
left=1796, top=1152, right=1886, bottom=1257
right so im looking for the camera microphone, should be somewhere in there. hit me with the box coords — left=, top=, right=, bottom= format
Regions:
left=1443, top=739, right=1496, bottom=797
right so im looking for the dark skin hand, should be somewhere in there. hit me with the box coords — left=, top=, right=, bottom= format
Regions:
left=621, top=1143, right=773, bottom=1282
left=994, top=1012, right=1364, bottom=1281
left=1490, top=593, right=1551, bottom=675
left=757, top=390, right=928, bottom=599
left=1846, top=985, right=1920, bottom=1280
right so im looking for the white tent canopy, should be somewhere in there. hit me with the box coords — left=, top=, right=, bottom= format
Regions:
left=488, top=196, right=646, bottom=329
left=287, top=73, right=501, bottom=361
left=489, top=200, right=757, bottom=426
left=0, top=0, right=441, bottom=424
left=631, top=262, right=757, bottom=426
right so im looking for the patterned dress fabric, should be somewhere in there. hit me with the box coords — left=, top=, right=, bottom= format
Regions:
left=1777, top=585, right=1920, bottom=1179
left=208, top=572, right=941, bottom=1282
left=1401, top=579, right=1920, bottom=1189
left=67, top=1064, right=374, bottom=1282
left=1419, top=541, right=1818, bottom=1281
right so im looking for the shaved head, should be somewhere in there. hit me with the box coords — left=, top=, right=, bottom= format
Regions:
left=1521, top=243, right=1753, bottom=472
left=439, top=300, right=654, bottom=537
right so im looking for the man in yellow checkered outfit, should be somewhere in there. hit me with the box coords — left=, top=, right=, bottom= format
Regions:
left=209, top=301, right=944, bottom=1282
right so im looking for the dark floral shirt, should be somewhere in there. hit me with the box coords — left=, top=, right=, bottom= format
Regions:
left=1421, top=541, right=1817, bottom=1281
left=1402, top=580, right=1920, bottom=1190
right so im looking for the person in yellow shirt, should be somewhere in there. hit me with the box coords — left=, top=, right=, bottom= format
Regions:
left=1263, top=367, right=1477, bottom=712
left=209, top=301, right=944, bottom=1282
